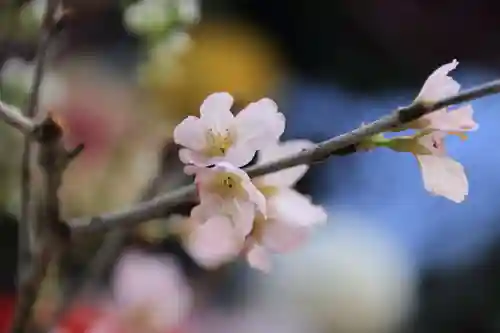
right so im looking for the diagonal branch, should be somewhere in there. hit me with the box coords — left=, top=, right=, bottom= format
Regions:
left=69, top=78, right=500, bottom=234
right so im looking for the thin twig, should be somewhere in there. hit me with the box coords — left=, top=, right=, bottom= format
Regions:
left=0, top=102, right=34, bottom=135
left=69, top=79, right=500, bottom=234
left=19, top=0, right=60, bottom=296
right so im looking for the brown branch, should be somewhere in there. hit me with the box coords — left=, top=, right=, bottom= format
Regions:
left=45, top=142, right=187, bottom=331
left=11, top=115, right=83, bottom=333
left=69, top=78, right=500, bottom=234
left=19, top=0, right=60, bottom=300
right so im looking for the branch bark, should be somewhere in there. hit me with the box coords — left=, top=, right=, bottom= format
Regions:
left=68, top=78, right=500, bottom=234
left=19, top=0, right=60, bottom=297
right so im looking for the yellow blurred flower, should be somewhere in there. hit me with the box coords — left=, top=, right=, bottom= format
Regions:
left=141, top=20, right=285, bottom=128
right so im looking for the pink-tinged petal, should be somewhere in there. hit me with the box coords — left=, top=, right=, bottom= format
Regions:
left=231, top=198, right=257, bottom=237
left=417, top=132, right=447, bottom=157
left=210, top=162, right=266, bottom=215
left=241, top=180, right=266, bottom=217
left=179, top=148, right=212, bottom=167
left=268, top=188, right=327, bottom=227
left=416, top=154, right=468, bottom=203
left=234, top=98, right=285, bottom=150
left=246, top=242, right=271, bottom=272
left=224, top=143, right=259, bottom=167
left=186, top=215, right=244, bottom=269
left=261, top=220, right=310, bottom=253
left=424, top=104, right=478, bottom=132
left=256, top=140, right=315, bottom=187
left=173, top=116, right=207, bottom=150
left=199, top=92, right=235, bottom=132
left=415, top=59, right=460, bottom=103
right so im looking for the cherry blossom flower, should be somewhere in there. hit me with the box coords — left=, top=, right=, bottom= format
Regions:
left=387, top=132, right=468, bottom=203
left=181, top=162, right=266, bottom=269
left=410, top=59, right=478, bottom=133
left=173, top=92, right=285, bottom=168
left=244, top=140, right=328, bottom=271
left=194, top=162, right=266, bottom=236
left=89, top=251, right=193, bottom=333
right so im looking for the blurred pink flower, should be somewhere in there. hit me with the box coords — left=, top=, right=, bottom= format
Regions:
left=174, top=92, right=285, bottom=167
left=411, top=59, right=478, bottom=133
left=90, top=251, right=193, bottom=333
left=245, top=140, right=327, bottom=271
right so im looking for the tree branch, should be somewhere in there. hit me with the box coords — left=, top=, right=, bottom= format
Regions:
left=19, top=0, right=60, bottom=297
left=0, top=102, right=34, bottom=135
left=69, top=78, right=500, bottom=234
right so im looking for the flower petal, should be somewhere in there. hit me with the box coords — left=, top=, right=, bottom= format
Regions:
left=179, top=148, right=212, bottom=167
left=416, top=154, right=468, bottom=203
left=199, top=92, right=235, bottom=132
left=246, top=242, right=271, bottom=272
left=224, top=143, right=259, bottom=167
left=415, top=59, right=460, bottom=103
left=256, top=140, right=315, bottom=187
left=186, top=215, right=243, bottom=269
left=423, top=104, right=478, bottom=132
left=261, top=219, right=310, bottom=253
left=231, top=198, right=257, bottom=237
left=234, top=98, right=285, bottom=150
left=268, top=188, right=327, bottom=227
left=173, top=116, right=206, bottom=150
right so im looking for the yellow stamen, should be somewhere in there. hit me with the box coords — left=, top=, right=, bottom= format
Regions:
left=210, top=172, right=245, bottom=198
left=204, top=129, right=234, bottom=157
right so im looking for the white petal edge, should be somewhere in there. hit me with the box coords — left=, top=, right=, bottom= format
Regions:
left=416, top=154, right=468, bottom=203
left=256, top=139, right=315, bottom=187
left=199, top=92, right=235, bottom=132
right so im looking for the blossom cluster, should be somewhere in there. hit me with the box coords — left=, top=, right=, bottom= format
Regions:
left=173, top=92, right=328, bottom=271
left=172, top=60, right=478, bottom=272
left=368, top=59, right=478, bottom=203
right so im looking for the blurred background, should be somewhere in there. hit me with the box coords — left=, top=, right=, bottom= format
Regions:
left=1, top=0, right=500, bottom=332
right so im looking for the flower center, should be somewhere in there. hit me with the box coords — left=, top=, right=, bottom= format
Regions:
left=210, top=172, right=244, bottom=198
left=204, top=129, right=234, bottom=157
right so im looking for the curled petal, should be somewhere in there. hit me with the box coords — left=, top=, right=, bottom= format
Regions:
left=416, top=154, right=468, bottom=203
left=186, top=215, right=244, bottom=269
left=173, top=116, right=206, bottom=151
left=234, top=98, right=285, bottom=151
left=256, top=140, right=315, bottom=187
left=200, top=92, right=235, bottom=132
left=415, top=59, right=460, bottom=103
